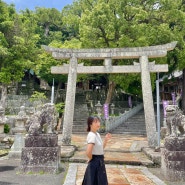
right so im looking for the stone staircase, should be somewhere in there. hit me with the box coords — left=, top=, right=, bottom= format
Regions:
left=111, top=110, right=146, bottom=135
left=61, top=105, right=164, bottom=135
left=61, top=91, right=164, bottom=135
left=72, top=102, right=89, bottom=134
left=111, top=105, right=164, bottom=136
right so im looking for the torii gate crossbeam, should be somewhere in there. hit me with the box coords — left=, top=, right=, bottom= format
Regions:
left=43, top=41, right=177, bottom=147
left=51, top=63, right=168, bottom=74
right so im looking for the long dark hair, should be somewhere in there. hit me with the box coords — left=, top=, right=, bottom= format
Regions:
left=87, top=116, right=100, bottom=132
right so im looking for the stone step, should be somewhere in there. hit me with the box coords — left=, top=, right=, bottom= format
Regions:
left=113, top=126, right=146, bottom=129
left=119, top=125, right=145, bottom=128
left=111, top=110, right=146, bottom=135
left=73, top=123, right=86, bottom=125
left=61, top=106, right=164, bottom=134
left=121, top=132, right=146, bottom=135
left=122, top=122, right=145, bottom=124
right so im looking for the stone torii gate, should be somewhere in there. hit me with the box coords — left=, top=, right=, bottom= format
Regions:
left=43, top=41, right=177, bottom=147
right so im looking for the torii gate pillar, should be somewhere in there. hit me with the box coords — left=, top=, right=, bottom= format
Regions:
left=43, top=41, right=177, bottom=147
left=62, top=56, right=78, bottom=145
left=140, top=56, right=157, bottom=147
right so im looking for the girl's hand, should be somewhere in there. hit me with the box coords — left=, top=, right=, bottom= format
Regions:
left=87, top=159, right=91, bottom=163
left=105, top=133, right=112, bottom=142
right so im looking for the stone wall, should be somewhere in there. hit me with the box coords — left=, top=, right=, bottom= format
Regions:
left=5, top=92, right=138, bottom=122
left=6, top=95, right=30, bottom=115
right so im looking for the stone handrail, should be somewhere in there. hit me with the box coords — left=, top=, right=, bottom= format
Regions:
left=105, top=103, right=143, bottom=132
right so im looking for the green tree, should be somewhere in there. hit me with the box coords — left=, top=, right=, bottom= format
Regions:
left=74, top=0, right=183, bottom=103
left=36, top=38, right=82, bottom=103
left=35, top=7, right=63, bottom=45
left=0, top=2, right=40, bottom=107
left=61, top=1, right=81, bottom=40
left=34, top=51, right=67, bottom=103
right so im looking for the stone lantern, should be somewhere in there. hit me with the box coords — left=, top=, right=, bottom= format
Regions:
left=9, top=106, right=28, bottom=159
left=110, top=103, right=115, bottom=115
left=95, top=101, right=102, bottom=116
left=12, top=106, right=28, bottom=134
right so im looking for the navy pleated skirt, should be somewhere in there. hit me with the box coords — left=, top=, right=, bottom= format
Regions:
left=82, top=155, right=108, bottom=185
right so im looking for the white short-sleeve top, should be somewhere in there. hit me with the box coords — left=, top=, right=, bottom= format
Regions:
left=87, top=131, right=104, bottom=155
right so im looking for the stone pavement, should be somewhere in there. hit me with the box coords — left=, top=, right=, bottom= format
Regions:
left=0, top=133, right=184, bottom=185
left=66, top=163, right=165, bottom=185
left=68, top=134, right=153, bottom=165
left=63, top=134, right=183, bottom=185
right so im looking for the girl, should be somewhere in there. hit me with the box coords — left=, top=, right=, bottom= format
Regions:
left=82, top=116, right=112, bottom=185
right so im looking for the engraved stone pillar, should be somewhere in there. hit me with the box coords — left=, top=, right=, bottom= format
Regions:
left=62, top=56, right=78, bottom=145
left=140, top=56, right=158, bottom=147
left=161, top=136, right=185, bottom=181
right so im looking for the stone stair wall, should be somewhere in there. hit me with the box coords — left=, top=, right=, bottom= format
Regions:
left=111, top=110, right=146, bottom=135
left=111, top=105, right=164, bottom=135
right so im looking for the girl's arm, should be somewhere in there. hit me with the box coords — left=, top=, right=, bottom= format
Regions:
left=86, top=143, right=94, bottom=161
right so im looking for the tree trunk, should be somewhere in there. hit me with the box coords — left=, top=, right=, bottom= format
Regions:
left=0, top=84, right=7, bottom=108
left=54, top=81, right=62, bottom=103
left=57, top=114, right=63, bottom=131
left=105, top=81, right=115, bottom=104
left=44, top=23, right=50, bottom=37
left=15, top=82, right=19, bottom=95
left=182, top=68, right=185, bottom=113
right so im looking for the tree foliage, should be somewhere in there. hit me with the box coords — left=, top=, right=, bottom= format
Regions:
left=77, top=0, right=185, bottom=98
left=1, top=0, right=185, bottom=107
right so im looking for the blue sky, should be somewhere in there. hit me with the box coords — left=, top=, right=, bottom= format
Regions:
left=3, top=0, right=74, bottom=11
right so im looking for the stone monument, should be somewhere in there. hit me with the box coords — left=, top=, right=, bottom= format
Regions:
left=161, top=105, right=185, bottom=181
left=21, top=103, right=61, bottom=173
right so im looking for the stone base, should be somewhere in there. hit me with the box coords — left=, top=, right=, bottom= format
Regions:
left=0, top=133, right=6, bottom=142
left=20, top=134, right=61, bottom=174
left=8, top=151, right=22, bottom=159
left=25, top=134, right=58, bottom=147
left=161, top=136, right=185, bottom=181
left=8, top=134, right=25, bottom=159
left=0, top=124, right=4, bottom=134
left=61, top=145, right=76, bottom=158
left=21, top=146, right=61, bottom=173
